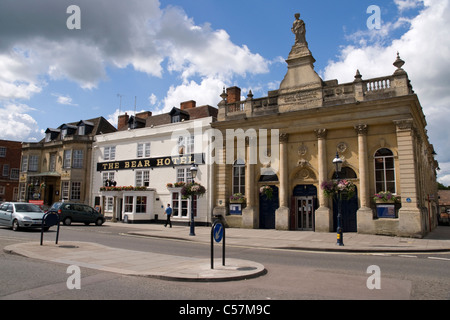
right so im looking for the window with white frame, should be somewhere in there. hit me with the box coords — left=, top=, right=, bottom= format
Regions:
left=176, top=167, right=193, bottom=183
left=136, top=196, right=147, bottom=213
left=374, top=148, right=396, bottom=194
left=170, top=191, right=196, bottom=218
left=104, top=146, right=116, bottom=161
left=178, top=135, right=195, bottom=154
left=21, top=156, right=28, bottom=172
left=10, top=168, right=19, bottom=180
left=62, top=181, right=70, bottom=200
left=28, top=155, right=39, bottom=172
left=137, top=142, right=150, bottom=158
left=72, top=150, right=84, bottom=168
left=0, top=147, right=6, bottom=157
left=124, top=196, right=133, bottom=213
left=3, top=164, right=9, bottom=177
left=71, top=182, right=81, bottom=200
left=136, top=170, right=150, bottom=187
left=102, top=172, right=115, bottom=186
left=233, top=159, right=245, bottom=195
left=63, top=150, right=72, bottom=168
left=105, top=197, right=114, bottom=212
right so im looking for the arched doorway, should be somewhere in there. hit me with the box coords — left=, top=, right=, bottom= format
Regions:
left=259, top=185, right=279, bottom=229
left=331, top=167, right=358, bottom=232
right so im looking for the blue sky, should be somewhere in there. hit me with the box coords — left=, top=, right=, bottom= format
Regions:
left=1, top=0, right=450, bottom=184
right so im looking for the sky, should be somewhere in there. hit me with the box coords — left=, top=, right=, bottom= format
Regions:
left=0, top=0, right=449, bottom=184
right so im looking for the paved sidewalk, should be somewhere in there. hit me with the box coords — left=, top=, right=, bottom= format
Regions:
left=4, top=223, right=450, bottom=282
left=123, top=223, right=450, bottom=253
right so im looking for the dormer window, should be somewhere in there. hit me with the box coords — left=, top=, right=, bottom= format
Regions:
left=45, top=128, right=60, bottom=142
left=76, top=120, right=94, bottom=135
left=59, top=124, right=77, bottom=140
left=169, top=107, right=189, bottom=123
left=128, top=116, right=146, bottom=130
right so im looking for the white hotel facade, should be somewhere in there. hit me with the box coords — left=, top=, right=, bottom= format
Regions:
left=90, top=101, right=217, bottom=225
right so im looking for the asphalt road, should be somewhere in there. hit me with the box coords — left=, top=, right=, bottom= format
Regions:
left=1, top=224, right=449, bottom=302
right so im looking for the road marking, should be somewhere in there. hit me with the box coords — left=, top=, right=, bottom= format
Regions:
left=428, top=256, right=450, bottom=262
left=398, top=255, right=417, bottom=258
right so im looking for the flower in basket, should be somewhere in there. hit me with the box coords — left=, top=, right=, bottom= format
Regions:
left=166, top=183, right=173, bottom=188
left=373, top=191, right=398, bottom=203
left=181, top=182, right=206, bottom=199
left=174, top=181, right=186, bottom=187
left=229, top=193, right=246, bottom=203
left=259, top=185, right=273, bottom=200
left=321, top=179, right=356, bottom=200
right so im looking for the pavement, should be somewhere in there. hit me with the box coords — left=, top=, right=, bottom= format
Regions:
left=4, top=222, right=450, bottom=282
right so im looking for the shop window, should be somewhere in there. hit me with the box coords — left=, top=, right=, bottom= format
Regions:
left=136, top=196, right=147, bottom=213
left=374, top=148, right=396, bottom=193
left=124, top=196, right=134, bottom=213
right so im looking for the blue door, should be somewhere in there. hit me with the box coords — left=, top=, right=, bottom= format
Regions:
left=332, top=187, right=358, bottom=232
left=259, top=185, right=279, bottom=229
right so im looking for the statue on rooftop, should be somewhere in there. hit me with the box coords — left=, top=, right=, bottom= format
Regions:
left=292, top=13, right=307, bottom=46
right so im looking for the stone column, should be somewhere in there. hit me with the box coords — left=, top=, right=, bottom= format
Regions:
left=354, top=124, right=374, bottom=234
left=275, top=133, right=290, bottom=230
left=242, top=137, right=256, bottom=228
left=394, top=119, right=423, bottom=237
left=314, top=128, right=331, bottom=232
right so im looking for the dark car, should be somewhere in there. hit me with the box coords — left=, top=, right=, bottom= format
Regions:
left=48, top=202, right=104, bottom=226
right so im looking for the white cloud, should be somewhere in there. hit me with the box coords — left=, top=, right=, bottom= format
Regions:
left=322, top=0, right=450, bottom=183
left=53, top=93, right=77, bottom=106
left=0, top=103, right=40, bottom=141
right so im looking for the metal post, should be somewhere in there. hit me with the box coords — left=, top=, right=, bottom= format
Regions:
left=336, top=189, right=344, bottom=246
left=189, top=194, right=195, bottom=236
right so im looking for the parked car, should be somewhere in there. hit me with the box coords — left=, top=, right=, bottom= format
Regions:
left=0, top=202, right=48, bottom=231
left=48, top=202, right=105, bottom=226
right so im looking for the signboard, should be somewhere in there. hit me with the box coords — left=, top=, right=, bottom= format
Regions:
left=229, top=204, right=242, bottom=215
left=376, top=204, right=396, bottom=218
left=213, top=222, right=224, bottom=243
left=97, top=153, right=205, bottom=172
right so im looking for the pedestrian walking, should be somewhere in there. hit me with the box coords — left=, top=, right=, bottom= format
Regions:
left=164, top=203, right=172, bottom=228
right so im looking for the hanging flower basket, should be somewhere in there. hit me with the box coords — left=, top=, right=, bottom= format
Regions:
left=181, top=182, right=206, bottom=199
left=259, top=185, right=273, bottom=200
left=321, top=179, right=356, bottom=200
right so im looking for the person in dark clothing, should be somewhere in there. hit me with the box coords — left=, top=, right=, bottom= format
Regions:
left=164, top=204, right=172, bottom=228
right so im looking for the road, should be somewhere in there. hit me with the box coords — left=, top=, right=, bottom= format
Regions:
left=1, top=223, right=449, bottom=302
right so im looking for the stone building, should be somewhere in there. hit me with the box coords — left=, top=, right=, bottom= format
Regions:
left=212, top=14, right=438, bottom=237
left=19, top=117, right=116, bottom=206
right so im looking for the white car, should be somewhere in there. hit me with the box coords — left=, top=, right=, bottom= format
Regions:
left=0, top=202, right=48, bottom=231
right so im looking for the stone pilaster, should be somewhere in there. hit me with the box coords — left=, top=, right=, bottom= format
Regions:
left=314, top=128, right=332, bottom=232
left=275, top=133, right=290, bottom=230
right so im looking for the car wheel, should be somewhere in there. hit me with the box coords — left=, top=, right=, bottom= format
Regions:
left=12, top=219, right=20, bottom=231
left=95, top=218, right=104, bottom=226
left=63, top=217, right=72, bottom=226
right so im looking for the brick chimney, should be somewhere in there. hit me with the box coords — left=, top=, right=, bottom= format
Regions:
left=118, top=112, right=129, bottom=130
left=180, top=100, right=196, bottom=110
left=136, top=111, right=152, bottom=119
left=226, top=86, right=241, bottom=104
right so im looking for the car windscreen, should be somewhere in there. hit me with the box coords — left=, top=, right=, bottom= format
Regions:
left=15, top=204, right=42, bottom=212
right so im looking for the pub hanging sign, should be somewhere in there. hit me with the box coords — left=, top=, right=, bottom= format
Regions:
left=97, top=153, right=204, bottom=172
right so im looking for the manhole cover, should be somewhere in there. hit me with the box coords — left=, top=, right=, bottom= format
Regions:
left=58, top=245, right=79, bottom=249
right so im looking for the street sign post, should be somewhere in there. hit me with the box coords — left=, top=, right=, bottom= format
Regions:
left=211, top=221, right=225, bottom=269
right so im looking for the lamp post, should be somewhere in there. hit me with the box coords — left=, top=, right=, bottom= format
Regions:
left=332, top=152, right=344, bottom=246
left=189, top=164, right=198, bottom=236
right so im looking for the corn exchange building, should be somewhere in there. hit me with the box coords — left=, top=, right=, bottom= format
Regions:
left=212, top=14, right=438, bottom=238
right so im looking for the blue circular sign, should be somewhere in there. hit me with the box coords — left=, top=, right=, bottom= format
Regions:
left=213, top=223, right=223, bottom=243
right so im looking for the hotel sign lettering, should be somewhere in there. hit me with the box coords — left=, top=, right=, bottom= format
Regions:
left=97, top=153, right=204, bottom=172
